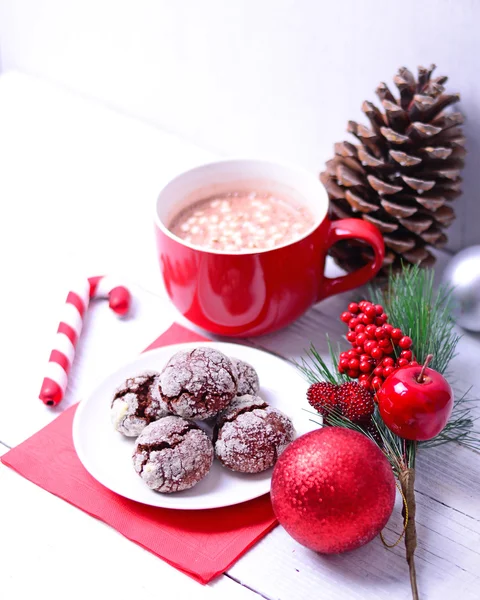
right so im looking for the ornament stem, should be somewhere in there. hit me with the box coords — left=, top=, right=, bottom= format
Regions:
left=417, top=354, right=433, bottom=384
left=380, top=480, right=408, bottom=548
left=400, top=468, right=419, bottom=600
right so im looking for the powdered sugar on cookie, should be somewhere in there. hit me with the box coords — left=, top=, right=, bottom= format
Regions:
left=132, top=416, right=213, bottom=493
left=111, top=371, right=169, bottom=436
left=214, top=394, right=295, bottom=473
left=159, top=347, right=237, bottom=420
left=231, top=358, right=260, bottom=396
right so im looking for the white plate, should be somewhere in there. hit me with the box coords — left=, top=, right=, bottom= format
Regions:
left=72, top=341, right=314, bottom=510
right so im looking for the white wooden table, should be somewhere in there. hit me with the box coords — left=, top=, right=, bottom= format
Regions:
left=1, top=71, right=479, bottom=600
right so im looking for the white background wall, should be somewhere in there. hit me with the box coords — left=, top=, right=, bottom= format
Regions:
left=0, top=0, right=478, bottom=250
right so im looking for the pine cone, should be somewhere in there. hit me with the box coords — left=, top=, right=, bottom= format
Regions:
left=321, top=65, right=465, bottom=278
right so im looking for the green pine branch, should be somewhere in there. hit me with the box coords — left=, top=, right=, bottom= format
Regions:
left=368, top=265, right=460, bottom=375
left=298, top=265, right=480, bottom=469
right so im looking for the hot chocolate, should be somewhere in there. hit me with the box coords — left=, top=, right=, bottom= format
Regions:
left=168, top=191, right=315, bottom=252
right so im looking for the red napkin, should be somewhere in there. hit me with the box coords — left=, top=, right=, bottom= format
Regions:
left=1, top=323, right=277, bottom=584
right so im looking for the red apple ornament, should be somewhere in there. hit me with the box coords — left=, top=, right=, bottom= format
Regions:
left=270, top=428, right=396, bottom=554
left=377, top=355, right=454, bottom=441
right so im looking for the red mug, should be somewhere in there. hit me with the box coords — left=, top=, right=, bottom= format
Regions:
left=154, top=159, right=384, bottom=337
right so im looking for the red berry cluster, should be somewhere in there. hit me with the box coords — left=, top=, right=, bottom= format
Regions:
left=307, top=381, right=374, bottom=423
left=339, top=301, right=418, bottom=391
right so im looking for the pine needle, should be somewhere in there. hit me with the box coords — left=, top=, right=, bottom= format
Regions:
left=298, top=265, right=480, bottom=463
left=368, top=265, right=460, bottom=375
left=296, top=339, right=349, bottom=385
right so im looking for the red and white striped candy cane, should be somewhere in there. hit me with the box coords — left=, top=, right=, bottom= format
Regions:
left=39, top=276, right=131, bottom=407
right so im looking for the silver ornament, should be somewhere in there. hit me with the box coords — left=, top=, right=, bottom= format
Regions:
left=442, top=245, right=480, bottom=332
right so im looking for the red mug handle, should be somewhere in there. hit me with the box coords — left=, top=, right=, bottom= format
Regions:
left=318, top=218, right=385, bottom=301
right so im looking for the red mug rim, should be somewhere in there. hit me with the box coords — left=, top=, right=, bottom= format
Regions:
left=154, top=158, right=329, bottom=256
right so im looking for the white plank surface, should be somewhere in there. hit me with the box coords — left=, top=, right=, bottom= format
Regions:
left=0, top=284, right=178, bottom=448
left=0, top=461, right=258, bottom=600
left=0, top=443, right=9, bottom=456
left=1, top=0, right=478, bottom=250
left=0, top=69, right=212, bottom=447
left=1, top=71, right=480, bottom=600
left=227, top=285, right=480, bottom=600
left=0, top=71, right=255, bottom=600
left=227, top=433, right=480, bottom=600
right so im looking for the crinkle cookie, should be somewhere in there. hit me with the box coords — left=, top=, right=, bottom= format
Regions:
left=132, top=416, right=213, bottom=493
left=214, top=395, right=295, bottom=473
left=231, top=358, right=260, bottom=396
left=158, top=347, right=237, bottom=420
left=111, top=371, right=168, bottom=436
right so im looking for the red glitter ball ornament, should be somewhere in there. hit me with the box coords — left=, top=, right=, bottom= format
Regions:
left=270, top=428, right=395, bottom=554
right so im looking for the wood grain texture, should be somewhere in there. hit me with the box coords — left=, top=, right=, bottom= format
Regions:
left=0, top=71, right=211, bottom=447
left=237, top=251, right=480, bottom=600
left=0, top=443, right=9, bottom=457
left=1, top=72, right=479, bottom=600
left=0, top=463, right=259, bottom=600
left=231, top=355, right=480, bottom=598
